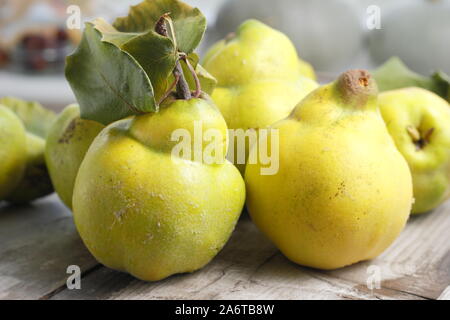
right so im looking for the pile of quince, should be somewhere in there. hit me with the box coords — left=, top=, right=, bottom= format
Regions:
left=2, top=0, right=450, bottom=281
left=0, top=97, right=55, bottom=204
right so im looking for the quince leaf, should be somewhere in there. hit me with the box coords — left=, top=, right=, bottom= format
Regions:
left=193, top=64, right=217, bottom=96
left=121, top=31, right=177, bottom=103
left=91, top=18, right=139, bottom=47
left=0, top=97, right=56, bottom=138
left=373, top=57, right=450, bottom=103
left=113, top=0, right=206, bottom=54
left=182, top=53, right=217, bottom=95
left=65, top=22, right=156, bottom=125
left=432, top=71, right=450, bottom=103
left=92, top=18, right=178, bottom=104
left=166, top=53, right=217, bottom=96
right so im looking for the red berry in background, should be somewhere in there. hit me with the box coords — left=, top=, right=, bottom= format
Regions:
left=56, top=28, right=69, bottom=45
left=22, top=34, right=47, bottom=50
left=0, top=48, right=9, bottom=67
left=27, top=54, right=47, bottom=71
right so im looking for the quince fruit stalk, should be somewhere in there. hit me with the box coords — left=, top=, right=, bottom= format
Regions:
left=203, top=20, right=318, bottom=173
left=246, top=70, right=413, bottom=269
left=378, top=87, right=450, bottom=214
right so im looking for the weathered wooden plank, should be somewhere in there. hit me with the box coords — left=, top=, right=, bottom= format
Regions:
left=0, top=195, right=97, bottom=300
left=2, top=196, right=448, bottom=300
left=438, top=286, right=450, bottom=300
left=327, top=201, right=450, bottom=299
left=50, top=216, right=423, bottom=300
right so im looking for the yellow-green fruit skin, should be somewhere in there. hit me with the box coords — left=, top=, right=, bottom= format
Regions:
left=245, top=72, right=413, bottom=270
left=45, top=104, right=104, bottom=208
left=298, top=58, right=316, bottom=81
left=203, top=20, right=316, bottom=85
left=203, top=20, right=318, bottom=174
left=6, top=134, right=53, bottom=203
left=0, top=105, right=26, bottom=200
left=378, top=87, right=450, bottom=214
left=73, top=98, right=245, bottom=281
left=0, top=97, right=56, bottom=203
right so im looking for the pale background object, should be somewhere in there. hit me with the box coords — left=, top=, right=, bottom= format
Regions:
left=0, top=0, right=449, bottom=110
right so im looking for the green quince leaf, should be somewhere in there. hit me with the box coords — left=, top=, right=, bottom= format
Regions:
left=65, top=22, right=156, bottom=125
left=92, top=18, right=178, bottom=104
left=113, top=0, right=206, bottom=54
left=92, top=18, right=140, bottom=47
left=193, top=64, right=217, bottom=96
left=373, top=57, right=436, bottom=91
left=373, top=57, right=450, bottom=103
left=121, top=31, right=177, bottom=103
left=432, top=71, right=450, bottom=103
left=182, top=53, right=217, bottom=95
left=166, top=53, right=217, bottom=96
left=0, top=96, right=56, bottom=138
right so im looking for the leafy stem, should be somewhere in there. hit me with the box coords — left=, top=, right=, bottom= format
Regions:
left=179, top=52, right=201, bottom=98
left=155, top=14, right=191, bottom=100
left=157, top=70, right=179, bottom=105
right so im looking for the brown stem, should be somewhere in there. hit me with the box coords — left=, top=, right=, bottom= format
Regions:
left=337, top=69, right=377, bottom=108
left=155, top=14, right=191, bottom=100
left=407, top=125, right=434, bottom=150
left=155, top=14, right=169, bottom=37
left=181, top=53, right=201, bottom=98
left=174, top=61, right=192, bottom=100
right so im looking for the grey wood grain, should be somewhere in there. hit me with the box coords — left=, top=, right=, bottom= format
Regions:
left=2, top=196, right=448, bottom=300
left=327, top=201, right=450, bottom=299
left=0, top=195, right=97, bottom=300
left=438, top=286, right=450, bottom=300
left=50, top=216, right=427, bottom=300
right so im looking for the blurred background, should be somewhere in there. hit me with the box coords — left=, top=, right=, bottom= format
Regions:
left=0, top=0, right=449, bottom=111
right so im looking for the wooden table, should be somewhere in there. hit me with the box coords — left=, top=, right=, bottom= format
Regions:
left=1, top=194, right=449, bottom=300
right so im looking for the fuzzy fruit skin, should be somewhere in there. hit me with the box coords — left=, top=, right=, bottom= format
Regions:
left=45, top=104, right=104, bottom=208
left=379, top=87, right=450, bottom=214
left=203, top=20, right=318, bottom=174
left=0, top=105, right=26, bottom=200
left=203, top=20, right=316, bottom=85
left=245, top=71, right=413, bottom=270
left=73, top=98, right=245, bottom=281
left=6, top=134, right=53, bottom=204
left=0, top=97, right=56, bottom=203
left=298, top=59, right=316, bottom=81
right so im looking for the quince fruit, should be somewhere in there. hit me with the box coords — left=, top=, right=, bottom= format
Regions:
left=203, top=20, right=318, bottom=173
left=379, top=87, right=450, bottom=214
